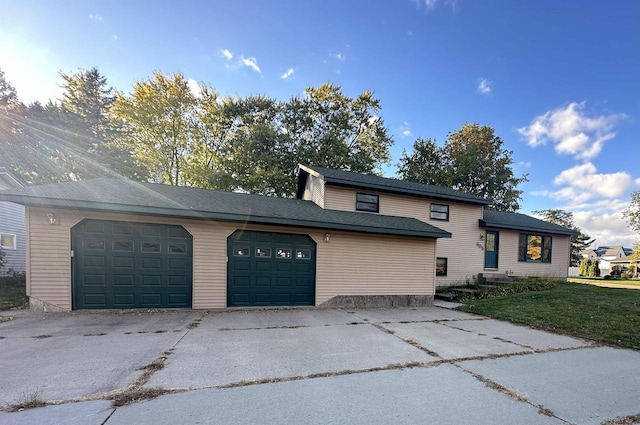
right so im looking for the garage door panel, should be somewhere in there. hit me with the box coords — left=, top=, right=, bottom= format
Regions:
left=142, top=275, right=162, bottom=286
left=228, top=230, right=315, bottom=307
left=73, top=220, right=192, bottom=309
left=113, top=256, right=134, bottom=268
left=83, top=256, right=106, bottom=267
left=255, top=276, right=271, bottom=287
left=141, top=258, right=162, bottom=269
left=168, top=258, right=187, bottom=270
left=113, top=275, right=134, bottom=286
left=83, top=294, right=107, bottom=307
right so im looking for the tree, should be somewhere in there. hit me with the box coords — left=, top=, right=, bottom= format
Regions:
left=0, top=68, right=19, bottom=111
left=111, top=71, right=197, bottom=185
left=398, top=123, right=528, bottom=212
left=630, top=241, right=640, bottom=279
left=533, top=209, right=594, bottom=266
left=188, top=83, right=394, bottom=197
left=622, top=190, right=640, bottom=235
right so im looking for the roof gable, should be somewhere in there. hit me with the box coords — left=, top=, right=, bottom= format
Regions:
left=0, top=178, right=451, bottom=240
left=297, top=164, right=490, bottom=206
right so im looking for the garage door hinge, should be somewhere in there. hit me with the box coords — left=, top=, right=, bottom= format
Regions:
left=70, top=250, right=74, bottom=257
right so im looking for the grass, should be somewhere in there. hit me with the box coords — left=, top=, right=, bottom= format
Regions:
left=0, top=275, right=28, bottom=311
left=568, top=277, right=640, bottom=287
left=459, top=282, right=640, bottom=350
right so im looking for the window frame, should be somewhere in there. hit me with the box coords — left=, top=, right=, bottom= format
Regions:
left=518, top=234, right=552, bottom=263
left=0, top=233, right=17, bottom=250
left=436, top=257, right=448, bottom=276
left=430, top=203, right=449, bottom=221
left=355, top=193, right=380, bottom=213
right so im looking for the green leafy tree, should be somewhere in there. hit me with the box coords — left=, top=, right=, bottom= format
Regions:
left=622, top=190, right=640, bottom=235
left=398, top=123, right=528, bottom=212
left=0, top=68, right=19, bottom=111
left=111, top=71, right=197, bottom=185
left=630, top=241, right=640, bottom=278
left=533, top=209, right=594, bottom=266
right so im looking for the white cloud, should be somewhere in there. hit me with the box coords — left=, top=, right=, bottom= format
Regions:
left=411, top=0, right=457, bottom=11
left=517, top=161, right=532, bottom=168
left=573, top=208, right=636, bottom=248
left=552, top=162, right=632, bottom=199
left=112, top=35, right=118, bottom=41
left=187, top=79, right=201, bottom=98
left=88, top=13, right=103, bottom=21
left=220, top=49, right=233, bottom=60
left=281, top=68, right=294, bottom=79
left=334, top=52, right=345, bottom=61
left=519, top=102, right=626, bottom=161
left=241, top=56, right=261, bottom=73
left=477, top=78, right=492, bottom=94
left=399, top=121, right=412, bottom=137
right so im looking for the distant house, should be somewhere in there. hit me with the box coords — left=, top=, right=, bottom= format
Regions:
left=0, top=168, right=25, bottom=276
left=582, top=246, right=632, bottom=274
left=0, top=164, right=576, bottom=312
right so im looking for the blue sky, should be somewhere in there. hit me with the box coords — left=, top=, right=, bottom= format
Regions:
left=1, top=0, right=638, bottom=247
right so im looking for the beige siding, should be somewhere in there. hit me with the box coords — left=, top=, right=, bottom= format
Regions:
left=302, top=173, right=325, bottom=208
left=26, top=207, right=436, bottom=310
left=490, top=230, right=571, bottom=278
left=324, top=185, right=484, bottom=286
left=314, top=232, right=435, bottom=304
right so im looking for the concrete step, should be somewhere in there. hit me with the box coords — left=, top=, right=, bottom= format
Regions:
left=449, top=288, right=478, bottom=294
left=434, top=292, right=457, bottom=301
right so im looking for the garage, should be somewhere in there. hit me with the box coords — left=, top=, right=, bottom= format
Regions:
left=72, top=219, right=193, bottom=309
left=227, top=230, right=316, bottom=307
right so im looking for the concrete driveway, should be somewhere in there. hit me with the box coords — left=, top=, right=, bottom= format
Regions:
left=0, top=306, right=638, bottom=425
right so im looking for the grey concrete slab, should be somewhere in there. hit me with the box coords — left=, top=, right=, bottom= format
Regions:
left=0, top=310, right=201, bottom=338
left=460, top=346, right=640, bottom=425
left=0, top=401, right=113, bottom=425
left=147, top=323, right=437, bottom=389
left=383, top=321, right=531, bottom=359
left=432, top=299, right=464, bottom=309
left=112, top=364, right=563, bottom=425
left=447, top=319, right=589, bottom=350
left=351, top=306, right=482, bottom=323
left=206, top=308, right=357, bottom=330
left=0, top=331, right=183, bottom=404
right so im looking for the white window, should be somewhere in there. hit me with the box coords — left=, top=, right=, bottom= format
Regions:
left=0, top=233, right=17, bottom=250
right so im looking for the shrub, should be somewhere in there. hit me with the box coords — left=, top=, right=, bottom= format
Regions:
left=579, top=259, right=588, bottom=276
left=456, top=278, right=561, bottom=302
left=603, top=274, right=612, bottom=280
left=621, top=272, right=631, bottom=279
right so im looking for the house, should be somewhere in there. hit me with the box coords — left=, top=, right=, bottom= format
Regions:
left=582, top=246, right=632, bottom=274
left=0, top=165, right=576, bottom=312
left=0, top=168, right=26, bottom=276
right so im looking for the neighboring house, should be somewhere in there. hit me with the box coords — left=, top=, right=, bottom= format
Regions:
left=609, top=255, right=638, bottom=274
left=0, top=164, right=576, bottom=312
left=582, top=246, right=632, bottom=274
left=0, top=168, right=25, bottom=276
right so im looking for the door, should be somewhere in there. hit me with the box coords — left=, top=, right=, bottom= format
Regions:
left=227, top=230, right=316, bottom=307
left=484, top=231, right=499, bottom=269
left=72, top=219, right=193, bottom=309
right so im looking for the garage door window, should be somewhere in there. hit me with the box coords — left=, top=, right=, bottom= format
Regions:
left=276, top=248, right=292, bottom=258
left=256, top=247, right=271, bottom=257
left=233, top=246, right=250, bottom=256
left=84, top=239, right=105, bottom=250
left=296, top=249, right=311, bottom=259
left=169, top=243, right=187, bottom=253
left=142, top=242, right=161, bottom=253
left=113, top=240, right=134, bottom=251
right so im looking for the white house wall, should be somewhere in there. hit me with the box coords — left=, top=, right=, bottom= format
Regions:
left=0, top=201, right=26, bottom=275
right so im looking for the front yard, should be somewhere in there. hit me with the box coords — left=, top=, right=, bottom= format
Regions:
left=459, top=282, right=640, bottom=350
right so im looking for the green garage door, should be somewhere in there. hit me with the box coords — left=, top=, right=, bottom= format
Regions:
left=72, top=219, right=193, bottom=309
left=227, top=230, right=316, bottom=307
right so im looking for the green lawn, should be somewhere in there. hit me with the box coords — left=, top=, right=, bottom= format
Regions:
left=0, top=280, right=28, bottom=311
left=459, top=282, right=640, bottom=350
left=568, top=277, right=640, bottom=287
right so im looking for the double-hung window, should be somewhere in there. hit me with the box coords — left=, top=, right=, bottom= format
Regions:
left=518, top=234, right=552, bottom=263
left=356, top=193, right=379, bottom=213
left=430, top=203, right=449, bottom=221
